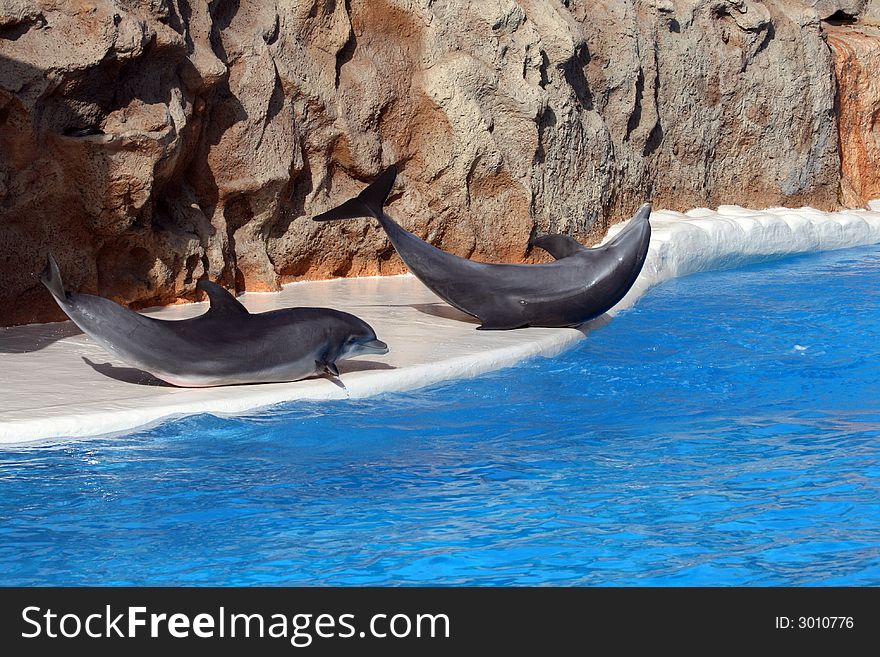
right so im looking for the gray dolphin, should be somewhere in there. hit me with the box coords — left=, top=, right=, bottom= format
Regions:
left=313, top=166, right=652, bottom=329
left=39, top=255, right=388, bottom=387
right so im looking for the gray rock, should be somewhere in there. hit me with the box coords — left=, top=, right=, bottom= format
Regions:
left=803, top=0, right=867, bottom=20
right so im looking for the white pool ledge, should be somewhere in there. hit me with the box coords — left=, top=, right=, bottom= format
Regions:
left=2, top=203, right=880, bottom=443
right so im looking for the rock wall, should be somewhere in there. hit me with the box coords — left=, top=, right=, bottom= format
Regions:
left=0, top=0, right=876, bottom=326
left=827, top=16, right=880, bottom=207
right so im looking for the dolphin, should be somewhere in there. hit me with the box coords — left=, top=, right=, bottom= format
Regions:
left=313, top=166, right=652, bottom=329
left=39, top=255, right=388, bottom=387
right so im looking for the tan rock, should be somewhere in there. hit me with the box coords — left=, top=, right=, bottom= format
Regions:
left=826, top=23, right=880, bottom=207
left=804, top=0, right=868, bottom=19
left=0, top=0, right=875, bottom=326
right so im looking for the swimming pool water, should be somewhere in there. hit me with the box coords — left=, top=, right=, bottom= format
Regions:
left=2, top=246, right=879, bottom=586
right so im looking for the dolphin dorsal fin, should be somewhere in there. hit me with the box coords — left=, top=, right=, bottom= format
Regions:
left=197, top=280, right=249, bottom=317
left=529, top=234, right=586, bottom=260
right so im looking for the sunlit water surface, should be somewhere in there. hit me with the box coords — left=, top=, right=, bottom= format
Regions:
left=2, top=247, right=879, bottom=585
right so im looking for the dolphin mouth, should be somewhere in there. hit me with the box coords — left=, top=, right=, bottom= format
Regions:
left=358, top=338, right=389, bottom=355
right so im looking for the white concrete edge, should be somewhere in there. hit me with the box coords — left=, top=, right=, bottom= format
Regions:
left=0, top=326, right=588, bottom=444
left=3, top=202, right=880, bottom=444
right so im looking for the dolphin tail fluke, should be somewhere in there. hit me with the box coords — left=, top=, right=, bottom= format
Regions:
left=39, top=254, right=67, bottom=302
left=313, top=165, right=398, bottom=222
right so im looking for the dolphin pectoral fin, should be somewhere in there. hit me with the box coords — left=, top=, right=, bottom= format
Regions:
left=197, top=280, right=249, bottom=317
left=316, top=361, right=346, bottom=389
left=316, top=360, right=340, bottom=377
left=529, top=234, right=586, bottom=260
left=313, top=165, right=398, bottom=222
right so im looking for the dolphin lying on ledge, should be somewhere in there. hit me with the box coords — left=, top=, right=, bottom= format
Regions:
left=313, top=166, right=652, bottom=329
left=39, top=255, right=388, bottom=387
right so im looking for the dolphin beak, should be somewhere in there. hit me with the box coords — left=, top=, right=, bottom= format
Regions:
left=359, top=338, right=389, bottom=355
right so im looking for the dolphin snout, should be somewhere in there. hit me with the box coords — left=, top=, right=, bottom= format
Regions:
left=359, top=338, right=389, bottom=355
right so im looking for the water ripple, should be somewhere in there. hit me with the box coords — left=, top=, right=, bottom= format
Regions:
left=1, top=247, right=879, bottom=585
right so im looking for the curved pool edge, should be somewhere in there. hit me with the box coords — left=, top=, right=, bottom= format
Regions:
left=0, top=325, right=588, bottom=444
left=2, top=202, right=879, bottom=444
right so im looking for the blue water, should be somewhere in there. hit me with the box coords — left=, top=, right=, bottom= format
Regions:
left=2, top=247, right=880, bottom=586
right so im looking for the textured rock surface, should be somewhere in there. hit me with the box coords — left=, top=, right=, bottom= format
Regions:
left=827, top=23, right=880, bottom=207
left=0, top=0, right=874, bottom=325
left=805, top=0, right=867, bottom=19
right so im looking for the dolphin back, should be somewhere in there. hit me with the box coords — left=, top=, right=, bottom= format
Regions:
left=313, top=170, right=653, bottom=330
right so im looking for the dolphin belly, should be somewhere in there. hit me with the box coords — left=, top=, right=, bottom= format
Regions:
left=89, top=314, right=326, bottom=386
left=380, top=212, right=651, bottom=329
left=150, top=356, right=319, bottom=387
